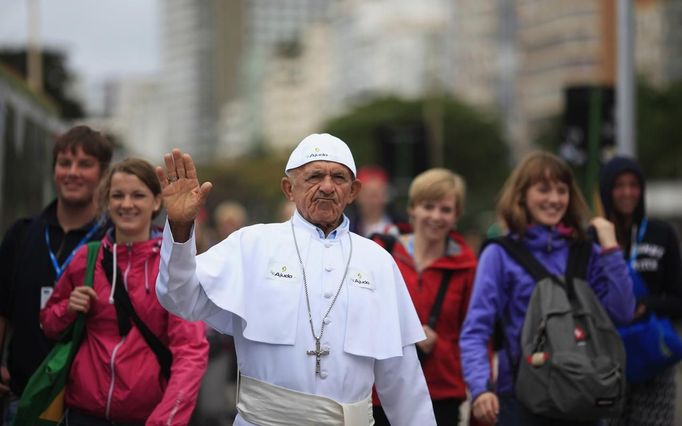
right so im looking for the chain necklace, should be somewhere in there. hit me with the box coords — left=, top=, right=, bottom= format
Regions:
left=290, top=219, right=353, bottom=376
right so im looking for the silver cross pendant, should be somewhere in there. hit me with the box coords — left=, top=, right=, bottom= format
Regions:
left=306, top=339, right=330, bottom=375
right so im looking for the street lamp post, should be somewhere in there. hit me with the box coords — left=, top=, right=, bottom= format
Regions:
left=616, top=0, right=635, bottom=157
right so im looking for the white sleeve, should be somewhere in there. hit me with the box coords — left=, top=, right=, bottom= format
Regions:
left=155, top=220, right=222, bottom=322
left=374, top=344, right=436, bottom=426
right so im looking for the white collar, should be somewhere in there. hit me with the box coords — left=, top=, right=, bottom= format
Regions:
left=292, top=210, right=349, bottom=240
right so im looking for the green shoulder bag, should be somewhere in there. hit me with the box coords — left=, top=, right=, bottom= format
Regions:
left=13, top=241, right=100, bottom=426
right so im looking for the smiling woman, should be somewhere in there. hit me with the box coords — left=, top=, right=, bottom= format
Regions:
left=460, top=151, right=634, bottom=426
left=39, top=156, right=208, bottom=425
left=102, top=160, right=162, bottom=243
left=370, top=168, right=477, bottom=426
left=99, top=158, right=162, bottom=243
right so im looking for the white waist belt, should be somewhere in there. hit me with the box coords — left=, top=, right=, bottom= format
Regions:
left=236, top=373, right=374, bottom=426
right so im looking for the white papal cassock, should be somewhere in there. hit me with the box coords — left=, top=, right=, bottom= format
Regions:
left=156, top=211, right=436, bottom=425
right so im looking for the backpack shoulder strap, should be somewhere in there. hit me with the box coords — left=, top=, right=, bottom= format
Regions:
left=115, top=281, right=173, bottom=379
left=563, top=239, right=591, bottom=301
left=68, top=241, right=101, bottom=344
left=487, top=237, right=551, bottom=281
left=566, top=239, right=591, bottom=281
left=84, top=241, right=101, bottom=288
left=428, top=269, right=454, bottom=329
left=370, top=233, right=398, bottom=254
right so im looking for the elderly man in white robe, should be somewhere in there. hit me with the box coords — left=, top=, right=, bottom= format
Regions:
left=155, top=133, right=436, bottom=425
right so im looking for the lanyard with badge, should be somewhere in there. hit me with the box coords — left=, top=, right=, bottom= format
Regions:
left=40, top=220, right=102, bottom=309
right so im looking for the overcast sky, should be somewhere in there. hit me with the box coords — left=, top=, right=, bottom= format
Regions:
left=0, top=0, right=160, bottom=84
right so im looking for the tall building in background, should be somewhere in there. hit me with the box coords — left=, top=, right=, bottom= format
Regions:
left=261, top=23, right=334, bottom=151
left=635, top=0, right=682, bottom=86
left=451, top=0, right=518, bottom=155
left=330, top=0, right=454, bottom=112
left=511, top=0, right=612, bottom=158
left=155, top=0, right=682, bottom=163
left=104, top=77, right=164, bottom=162
left=236, top=0, right=334, bottom=151
left=450, top=0, right=682, bottom=161
left=161, top=0, right=245, bottom=162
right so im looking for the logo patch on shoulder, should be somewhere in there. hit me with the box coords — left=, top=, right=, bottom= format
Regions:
left=348, top=269, right=375, bottom=291
left=266, top=261, right=297, bottom=281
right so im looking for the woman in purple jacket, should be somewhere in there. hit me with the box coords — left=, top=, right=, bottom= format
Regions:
left=460, top=152, right=635, bottom=426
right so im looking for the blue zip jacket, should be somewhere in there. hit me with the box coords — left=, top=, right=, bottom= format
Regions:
left=459, top=225, right=635, bottom=401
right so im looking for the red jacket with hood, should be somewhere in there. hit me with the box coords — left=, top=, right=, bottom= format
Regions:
left=373, top=226, right=477, bottom=400
left=41, top=231, right=209, bottom=425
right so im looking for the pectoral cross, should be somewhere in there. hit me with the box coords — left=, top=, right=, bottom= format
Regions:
left=306, top=339, right=330, bottom=375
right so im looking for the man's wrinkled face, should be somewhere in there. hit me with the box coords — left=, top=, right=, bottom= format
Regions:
left=281, top=161, right=361, bottom=232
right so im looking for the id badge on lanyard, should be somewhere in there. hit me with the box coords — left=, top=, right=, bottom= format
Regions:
left=41, top=221, right=101, bottom=309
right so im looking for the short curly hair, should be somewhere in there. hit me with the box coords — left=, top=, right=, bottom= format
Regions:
left=52, top=125, right=113, bottom=172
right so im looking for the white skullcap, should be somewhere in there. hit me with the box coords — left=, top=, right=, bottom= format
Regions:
left=285, top=133, right=357, bottom=176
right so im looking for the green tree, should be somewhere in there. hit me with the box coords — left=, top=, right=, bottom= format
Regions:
left=196, top=153, right=289, bottom=225
left=0, top=49, right=85, bottom=119
left=637, top=79, right=682, bottom=178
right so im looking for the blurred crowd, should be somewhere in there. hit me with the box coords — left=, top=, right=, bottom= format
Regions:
left=1, top=126, right=681, bottom=426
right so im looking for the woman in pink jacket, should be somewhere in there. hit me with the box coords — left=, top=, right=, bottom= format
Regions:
left=41, top=158, right=209, bottom=426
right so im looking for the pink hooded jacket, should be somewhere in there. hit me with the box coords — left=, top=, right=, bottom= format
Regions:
left=41, top=232, right=209, bottom=425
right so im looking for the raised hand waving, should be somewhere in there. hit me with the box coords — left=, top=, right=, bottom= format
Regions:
left=156, top=149, right=212, bottom=241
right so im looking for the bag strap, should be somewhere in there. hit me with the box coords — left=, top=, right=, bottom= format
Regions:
left=84, top=241, right=100, bottom=288
left=485, top=237, right=553, bottom=383
left=566, top=240, right=590, bottom=281
left=68, top=241, right=100, bottom=342
left=114, top=281, right=172, bottom=379
left=489, top=237, right=552, bottom=281
left=370, top=233, right=398, bottom=254
left=428, top=270, right=454, bottom=329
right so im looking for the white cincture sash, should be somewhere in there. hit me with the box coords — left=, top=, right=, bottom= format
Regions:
left=236, top=374, right=374, bottom=426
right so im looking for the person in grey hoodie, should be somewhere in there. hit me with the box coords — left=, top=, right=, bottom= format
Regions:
left=460, top=151, right=634, bottom=426
left=600, top=156, right=682, bottom=426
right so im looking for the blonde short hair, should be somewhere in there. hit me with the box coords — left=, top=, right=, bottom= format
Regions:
left=408, top=168, right=466, bottom=218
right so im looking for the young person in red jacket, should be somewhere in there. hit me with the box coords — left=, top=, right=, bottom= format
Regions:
left=372, top=168, right=477, bottom=426
left=41, top=158, right=209, bottom=426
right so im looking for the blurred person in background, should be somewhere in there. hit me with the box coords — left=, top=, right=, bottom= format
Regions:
left=214, top=201, right=248, bottom=241
left=0, top=125, right=112, bottom=426
left=371, top=168, right=477, bottom=425
left=276, top=200, right=297, bottom=223
left=349, top=165, right=401, bottom=237
left=600, top=156, right=682, bottom=426
left=192, top=199, right=249, bottom=426
left=40, top=158, right=208, bottom=425
left=193, top=207, right=212, bottom=254
left=461, top=151, right=634, bottom=426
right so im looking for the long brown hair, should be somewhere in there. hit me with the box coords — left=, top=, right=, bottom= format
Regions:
left=497, top=151, right=588, bottom=240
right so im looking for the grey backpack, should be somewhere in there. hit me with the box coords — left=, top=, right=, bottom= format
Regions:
left=493, top=238, right=626, bottom=421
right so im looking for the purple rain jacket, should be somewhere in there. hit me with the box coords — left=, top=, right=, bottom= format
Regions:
left=459, top=224, right=635, bottom=401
